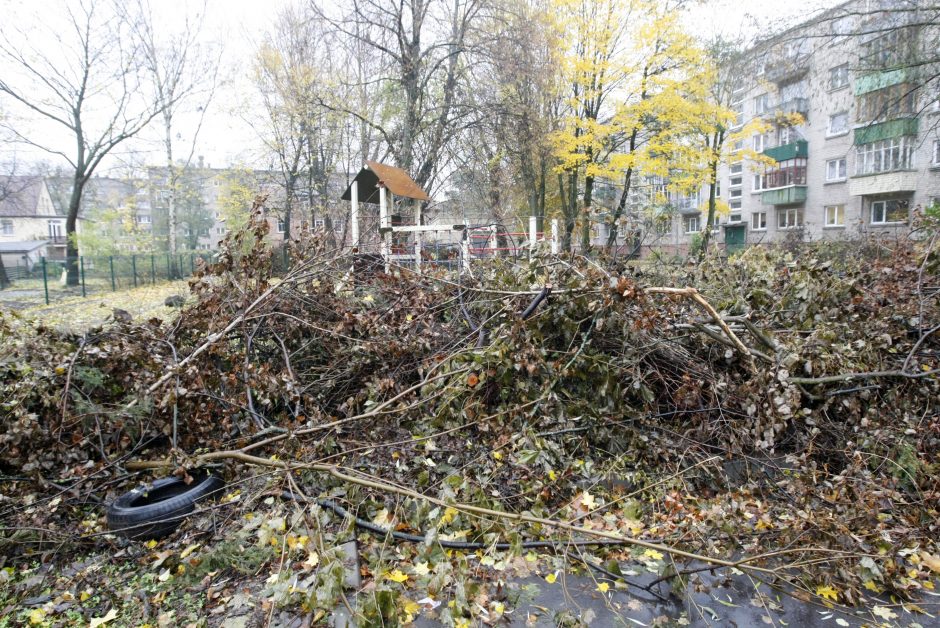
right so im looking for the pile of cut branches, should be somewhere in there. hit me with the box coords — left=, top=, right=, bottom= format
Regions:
left=1, top=209, right=938, bottom=622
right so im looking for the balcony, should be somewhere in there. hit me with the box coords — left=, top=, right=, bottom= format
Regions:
left=764, top=53, right=810, bottom=85
left=763, top=140, right=808, bottom=162
left=47, top=235, right=67, bottom=246
left=771, top=98, right=809, bottom=121
left=762, top=186, right=808, bottom=205
left=848, top=170, right=918, bottom=196
left=853, top=118, right=918, bottom=145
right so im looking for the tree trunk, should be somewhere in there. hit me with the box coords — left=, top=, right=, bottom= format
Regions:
left=65, top=175, right=84, bottom=286
left=581, top=173, right=594, bottom=253
left=0, top=256, right=9, bottom=289
left=607, top=166, right=634, bottom=252
left=699, top=131, right=722, bottom=260
left=164, top=112, right=180, bottom=278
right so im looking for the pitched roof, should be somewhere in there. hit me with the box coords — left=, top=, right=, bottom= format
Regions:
left=0, top=176, right=44, bottom=217
left=341, top=161, right=431, bottom=203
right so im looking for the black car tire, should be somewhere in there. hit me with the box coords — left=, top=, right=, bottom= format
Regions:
left=106, top=473, right=225, bottom=540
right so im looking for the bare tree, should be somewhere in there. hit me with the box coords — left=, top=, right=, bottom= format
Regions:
left=0, top=0, right=166, bottom=285
left=124, top=0, right=220, bottom=274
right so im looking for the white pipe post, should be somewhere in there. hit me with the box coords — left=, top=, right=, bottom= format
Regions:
left=379, top=185, right=390, bottom=273
left=350, top=179, right=360, bottom=248
left=551, top=219, right=559, bottom=255
left=415, top=201, right=422, bottom=275
left=490, top=224, right=498, bottom=258
left=461, top=238, right=471, bottom=273
left=529, top=215, right=537, bottom=254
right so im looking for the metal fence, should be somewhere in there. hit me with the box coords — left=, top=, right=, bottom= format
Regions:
left=7, top=252, right=216, bottom=305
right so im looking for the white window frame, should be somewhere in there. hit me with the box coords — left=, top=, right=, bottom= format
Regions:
left=1, top=219, right=13, bottom=236
left=277, top=219, right=286, bottom=233
left=729, top=212, right=742, bottom=222
left=933, top=139, right=940, bottom=166
left=856, top=137, right=916, bottom=175
left=752, top=133, right=766, bottom=152
left=751, top=212, right=767, bottom=231
left=314, top=218, right=325, bottom=229
left=216, top=226, right=227, bottom=235
left=684, top=216, right=700, bottom=233
left=777, top=207, right=803, bottom=229
left=136, top=214, right=152, bottom=224
left=824, top=204, right=845, bottom=227
left=753, top=174, right=765, bottom=191
left=870, top=199, right=908, bottom=225
left=729, top=162, right=743, bottom=175
left=826, top=158, right=847, bottom=182
left=729, top=198, right=742, bottom=210
left=829, top=64, right=849, bottom=90
left=754, top=93, right=769, bottom=115
left=730, top=188, right=742, bottom=199
left=827, top=111, right=849, bottom=137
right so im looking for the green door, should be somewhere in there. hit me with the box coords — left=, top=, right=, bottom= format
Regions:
left=725, top=225, right=746, bottom=254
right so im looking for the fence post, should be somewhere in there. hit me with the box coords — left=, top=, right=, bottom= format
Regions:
left=132, top=255, right=137, bottom=288
left=166, top=253, right=171, bottom=280
left=109, top=256, right=116, bottom=291
left=150, top=255, right=156, bottom=284
left=42, top=257, right=49, bottom=305
left=190, top=253, right=194, bottom=276
left=551, top=219, right=560, bottom=255
left=79, top=256, right=86, bottom=298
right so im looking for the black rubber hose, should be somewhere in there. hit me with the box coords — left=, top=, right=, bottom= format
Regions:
left=520, top=285, right=552, bottom=321
left=282, top=492, right=628, bottom=550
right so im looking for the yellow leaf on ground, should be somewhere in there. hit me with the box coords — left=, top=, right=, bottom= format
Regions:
left=89, top=608, right=118, bottom=628
left=920, top=552, right=940, bottom=574
left=815, top=585, right=839, bottom=601
left=580, top=492, right=597, bottom=510
left=596, top=582, right=610, bottom=593
left=440, top=506, right=458, bottom=525
left=413, top=561, right=430, bottom=576
left=545, top=572, right=557, bottom=583
left=303, top=551, right=320, bottom=569
left=180, top=543, right=201, bottom=559
left=385, top=569, right=409, bottom=583
left=643, top=549, right=664, bottom=561
left=28, top=608, right=45, bottom=625
left=871, top=605, right=898, bottom=620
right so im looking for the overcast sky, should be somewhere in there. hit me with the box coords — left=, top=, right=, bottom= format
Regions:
left=1, top=0, right=841, bottom=176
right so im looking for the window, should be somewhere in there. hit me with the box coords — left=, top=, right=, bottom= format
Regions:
left=684, top=216, right=700, bottom=233
left=933, top=139, right=940, bottom=165
left=729, top=198, right=742, bottom=210
left=826, top=158, right=847, bottom=181
left=656, top=218, right=671, bottom=235
left=199, top=228, right=210, bottom=237
left=855, top=137, right=915, bottom=175
left=827, top=111, right=849, bottom=136
left=216, top=226, right=227, bottom=235
left=277, top=219, right=286, bottom=233
left=731, top=139, right=743, bottom=153
left=764, top=157, right=807, bottom=188
left=136, top=214, right=152, bottom=224
left=752, top=212, right=767, bottom=230
left=715, top=181, right=721, bottom=197
left=861, top=28, right=914, bottom=68
left=777, top=207, right=803, bottom=229
left=829, top=64, right=849, bottom=90
left=753, top=174, right=765, bottom=191
left=777, top=126, right=797, bottom=145
left=729, top=212, right=742, bottom=222
left=314, top=218, right=325, bottom=229
left=334, top=220, right=346, bottom=232
left=752, top=134, right=766, bottom=152
left=730, top=188, right=742, bottom=199
left=870, top=199, right=909, bottom=224
left=1, top=219, right=13, bottom=235
left=729, top=162, right=743, bottom=175
left=754, top=93, right=771, bottom=115
left=825, top=204, right=845, bottom=227
left=856, top=83, right=916, bottom=122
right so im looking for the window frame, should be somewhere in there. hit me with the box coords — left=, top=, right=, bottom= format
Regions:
left=777, top=207, right=804, bottom=229
left=933, top=139, right=940, bottom=166
left=277, top=219, right=286, bottom=233
left=870, top=199, right=909, bottom=225
left=0, top=219, right=13, bottom=236
left=751, top=212, right=767, bottom=231
left=824, top=204, right=845, bottom=227
left=855, top=136, right=916, bottom=175
left=828, top=64, right=849, bottom=90
left=684, top=215, right=700, bottom=234
left=826, top=157, right=847, bottom=182
left=827, top=111, right=849, bottom=136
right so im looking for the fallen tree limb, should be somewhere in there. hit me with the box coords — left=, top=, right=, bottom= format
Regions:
left=788, top=368, right=940, bottom=385
left=126, top=449, right=794, bottom=577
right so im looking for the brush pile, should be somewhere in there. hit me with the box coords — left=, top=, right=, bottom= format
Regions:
left=1, top=209, right=939, bottom=622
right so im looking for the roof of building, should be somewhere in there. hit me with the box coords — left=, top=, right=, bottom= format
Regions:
left=341, top=161, right=431, bottom=203
left=0, top=240, right=48, bottom=253
left=0, top=176, right=44, bottom=217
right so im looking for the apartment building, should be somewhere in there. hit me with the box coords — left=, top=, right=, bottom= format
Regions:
left=679, top=0, right=940, bottom=254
